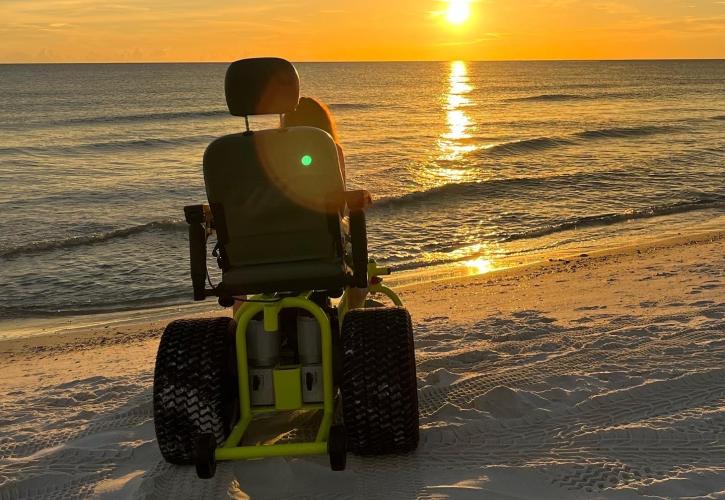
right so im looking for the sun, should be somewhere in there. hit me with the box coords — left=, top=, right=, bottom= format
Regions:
left=446, top=0, right=471, bottom=25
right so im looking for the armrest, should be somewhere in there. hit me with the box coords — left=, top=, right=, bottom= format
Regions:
left=343, top=191, right=371, bottom=287
left=348, top=209, right=369, bottom=288
left=345, top=190, right=372, bottom=211
left=184, top=204, right=206, bottom=224
left=184, top=204, right=209, bottom=301
left=184, top=204, right=215, bottom=229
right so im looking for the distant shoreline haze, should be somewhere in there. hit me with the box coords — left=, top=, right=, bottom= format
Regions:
left=1, top=58, right=725, bottom=65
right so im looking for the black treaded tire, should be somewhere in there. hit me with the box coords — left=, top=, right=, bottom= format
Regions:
left=340, top=307, right=419, bottom=455
left=153, top=317, right=238, bottom=464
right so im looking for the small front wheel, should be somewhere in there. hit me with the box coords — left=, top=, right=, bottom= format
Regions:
left=328, top=424, right=347, bottom=471
left=195, top=433, right=217, bottom=479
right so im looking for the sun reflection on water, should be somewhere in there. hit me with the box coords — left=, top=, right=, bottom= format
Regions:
left=464, top=257, right=494, bottom=275
left=417, top=242, right=501, bottom=277
left=448, top=61, right=473, bottom=98
left=415, top=62, right=503, bottom=278
left=437, top=61, right=478, bottom=164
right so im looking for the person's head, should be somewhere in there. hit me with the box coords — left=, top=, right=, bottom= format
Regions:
left=282, top=97, right=339, bottom=142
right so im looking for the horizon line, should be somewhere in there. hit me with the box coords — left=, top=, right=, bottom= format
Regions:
left=1, top=57, right=724, bottom=65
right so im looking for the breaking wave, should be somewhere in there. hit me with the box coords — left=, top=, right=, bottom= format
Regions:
left=52, top=109, right=229, bottom=126
left=475, top=124, right=682, bottom=157
left=0, top=135, right=216, bottom=155
left=507, top=93, right=591, bottom=102
left=484, top=137, right=574, bottom=155
left=499, top=198, right=725, bottom=243
left=574, top=125, right=678, bottom=140
left=0, top=220, right=186, bottom=259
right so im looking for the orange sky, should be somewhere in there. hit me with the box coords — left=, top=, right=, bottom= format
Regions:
left=1, top=0, right=723, bottom=63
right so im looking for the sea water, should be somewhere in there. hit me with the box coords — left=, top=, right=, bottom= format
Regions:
left=0, top=61, right=723, bottom=318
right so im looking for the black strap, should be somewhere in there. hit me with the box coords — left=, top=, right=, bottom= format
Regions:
left=209, top=203, right=231, bottom=270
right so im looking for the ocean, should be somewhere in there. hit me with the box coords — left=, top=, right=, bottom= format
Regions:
left=0, top=60, right=723, bottom=319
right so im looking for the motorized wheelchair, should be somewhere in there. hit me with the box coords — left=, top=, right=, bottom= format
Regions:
left=152, top=57, right=419, bottom=479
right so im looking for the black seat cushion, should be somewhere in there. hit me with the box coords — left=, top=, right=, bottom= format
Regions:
left=218, top=260, right=350, bottom=296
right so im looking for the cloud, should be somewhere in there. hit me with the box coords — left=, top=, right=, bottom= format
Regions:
left=654, top=15, right=725, bottom=33
left=435, top=33, right=501, bottom=46
left=596, top=13, right=725, bottom=35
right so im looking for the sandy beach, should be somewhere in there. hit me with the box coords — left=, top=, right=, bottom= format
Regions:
left=1, top=231, right=723, bottom=499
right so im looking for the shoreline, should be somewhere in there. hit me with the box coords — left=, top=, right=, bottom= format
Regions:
left=2, top=207, right=722, bottom=335
left=3, top=58, right=724, bottom=66
left=1, top=228, right=721, bottom=355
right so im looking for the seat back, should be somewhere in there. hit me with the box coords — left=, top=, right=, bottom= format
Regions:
left=204, top=126, right=345, bottom=269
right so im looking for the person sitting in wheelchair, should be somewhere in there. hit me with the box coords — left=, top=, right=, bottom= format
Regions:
left=282, top=97, right=346, bottom=181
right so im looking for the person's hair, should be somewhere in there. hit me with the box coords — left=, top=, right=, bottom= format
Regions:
left=282, top=97, right=339, bottom=142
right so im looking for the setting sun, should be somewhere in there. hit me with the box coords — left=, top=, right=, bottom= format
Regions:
left=446, top=0, right=471, bottom=25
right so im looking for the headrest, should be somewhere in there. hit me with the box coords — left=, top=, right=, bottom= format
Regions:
left=225, top=58, right=300, bottom=116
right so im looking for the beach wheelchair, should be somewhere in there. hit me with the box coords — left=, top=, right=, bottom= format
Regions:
left=152, top=58, right=419, bottom=478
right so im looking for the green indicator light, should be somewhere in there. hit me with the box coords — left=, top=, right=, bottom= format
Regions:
left=301, top=154, right=313, bottom=167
